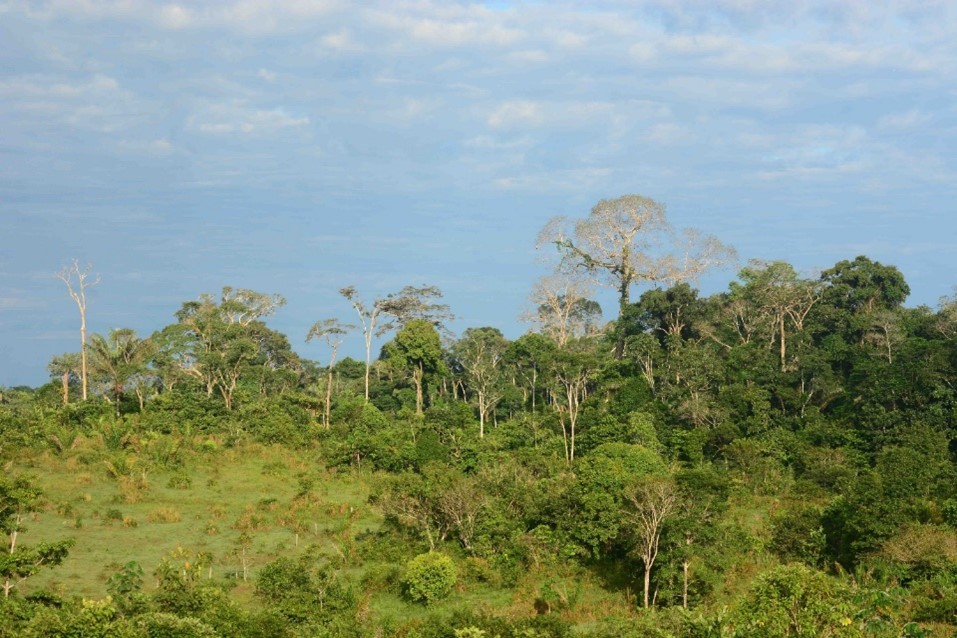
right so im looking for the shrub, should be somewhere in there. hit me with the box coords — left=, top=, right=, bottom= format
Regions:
left=402, top=551, right=457, bottom=605
left=166, top=471, right=192, bottom=490
left=147, top=507, right=182, bottom=523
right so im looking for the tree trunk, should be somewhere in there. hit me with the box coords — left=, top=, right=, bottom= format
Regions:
left=682, top=559, right=690, bottom=609
left=325, top=368, right=334, bottom=428
left=80, top=314, right=88, bottom=400
left=413, top=365, right=424, bottom=415
left=614, top=275, right=631, bottom=360
left=779, top=313, right=787, bottom=372
left=478, top=390, right=485, bottom=438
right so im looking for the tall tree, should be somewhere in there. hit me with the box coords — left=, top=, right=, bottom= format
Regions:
left=539, top=195, right=735, bottom=358
left=821, top=255, right=910, bottom=316
left=340, top=285, right=452, bottom=402
left=551, top=338, right=602, bottom=463
left=384, top=319, right=444, bottom=415
left=524, top=274, right=602, bottom=346
left=306, top=319, right=354, bottom=428
left=624, top=476, right=679, bottom=608
left=504, top=333, right=557, bottom=416
left=452, top=327, right=509, bottom=437
left=56, top=260, right=99, bottom=400
left=170, top=287, right=293, bottom=410
left=729, top=261, right=822, bottom=372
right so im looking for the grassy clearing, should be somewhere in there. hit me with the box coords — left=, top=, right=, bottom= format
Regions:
left=14, top=441, right=377, bottom=601
left=9, top=438, right=651, bottom=629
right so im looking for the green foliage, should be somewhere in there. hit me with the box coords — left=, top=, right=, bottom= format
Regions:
left=134, top=612, right=219, bottom=638
left=769, top=505, right=827, bottom=568
left=415, top=429, right=450, bottom=467
left=402, top=551, right=457, bottom=605
left=107, top=561, right=144, bottom=597
left=256, top=553, right=356, bottom=624
left=560, top=443, right=667, bottom=557
left=729, top=564, right=856, bottom=638
left=0, top=475, right=74, bottom=598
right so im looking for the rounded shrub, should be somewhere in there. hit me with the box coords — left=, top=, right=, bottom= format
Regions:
left=402, top=551, right=457, bottom=605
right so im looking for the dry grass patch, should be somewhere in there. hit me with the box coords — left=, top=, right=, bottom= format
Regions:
left=147, top=506, right=182, bottom=523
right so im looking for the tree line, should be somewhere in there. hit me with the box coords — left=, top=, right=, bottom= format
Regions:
left=3, top=194, right=957, bottom=636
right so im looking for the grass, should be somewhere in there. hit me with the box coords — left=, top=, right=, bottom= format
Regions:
left=14, top=441, right=377, bottom=601
left=7, top=437, right=678, bottom=629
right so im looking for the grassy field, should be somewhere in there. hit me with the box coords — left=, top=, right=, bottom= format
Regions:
left=8, top=434, right=654, bottom=629
left=14, top=438, right=377, bottom=602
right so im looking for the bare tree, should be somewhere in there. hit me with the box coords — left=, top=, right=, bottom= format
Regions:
left=539, top=195, right=735, bottom=358
left=524, top=274, right=602, bottom=346
left=550, top=340, right=599, bottom=464
left=306, top=318, right=354, bottom=428
left=339, top=285, right=452, bottom=402
left=56, top=260, right=99, bottom=400
left=451, top=327, right=508, bottom=437
left=47, top=352, right=81, bottom=405
left=624, top=477, right=679, bottom=608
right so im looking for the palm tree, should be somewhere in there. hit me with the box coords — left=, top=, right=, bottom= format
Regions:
left=86, top=328, right=155, bottom=415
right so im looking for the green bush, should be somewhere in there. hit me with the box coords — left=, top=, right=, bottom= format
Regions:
left=402, top=552, right=457, bottom=605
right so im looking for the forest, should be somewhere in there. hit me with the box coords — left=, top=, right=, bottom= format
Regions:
left=4, top=195, right=957, bottom=637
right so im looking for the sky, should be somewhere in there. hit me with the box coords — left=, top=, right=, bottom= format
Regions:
left=2, top=0, right=957, bottom=387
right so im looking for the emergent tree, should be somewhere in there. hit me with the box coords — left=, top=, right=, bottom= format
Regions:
left=340, top=285, right=452, bottom=402
left=539, top=195, right=735, bottom=357
left=56, top=260, right=99, bottom=400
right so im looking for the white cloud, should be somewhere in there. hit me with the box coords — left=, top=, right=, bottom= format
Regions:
left=493, top=167, right=612, bottom=191
left=189, top=102, right=310, bottom=135
left=507, top=49, right=548, bottom=64
left=116, top=138, right=175, bottom=155
left=0, top=73, right=143, bottom=132
left=159, top=3, right=192, bottom=29
left=878, top=109, right=932, bottom=130
left=320, top=28, right=360, bottom=51
left=366, top=6, right=525, bottom=48
left=487, top=100, right=543, bottom=129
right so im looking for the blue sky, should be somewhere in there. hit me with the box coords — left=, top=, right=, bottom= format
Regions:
left=2, top=0, right=957, bottom=387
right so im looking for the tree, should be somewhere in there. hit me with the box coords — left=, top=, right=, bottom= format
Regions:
left=821, top=255, right=910, bottom=316
left=56, top=259, right=100, bottom=400
left=86, top=328, right=155, bottom=414
left=340, top=285, right=452, bottom=402
left=550, top=338, right=601, bottom=463
left=306, top=318, right=354, bottom=428
left=563, top=443, right=668, bottom=557
left=524, top=274, right=602, bottom=346
left=451, top=327, right=509, bottom=437
left=624, top=476, right=679, bottom=608
left=729, top=261, right=821, bottom=372
left=47, top=352, right=81, bottom=406
left=504, top=333, right=557, bottom=417
left=1, top=475, right=73, bottom=598
left=631, top=282, right=704, bottom=344
left=539, top=195, right=735, bottom=357
left=169, top=287, right=294, bottom=410
left=386, top=319, right=445, bottom=415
